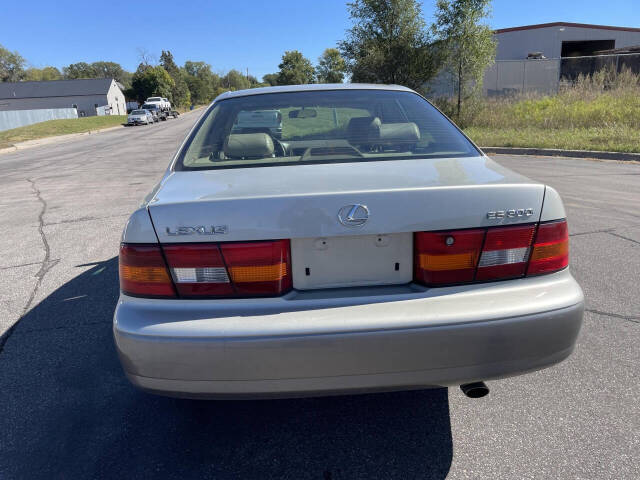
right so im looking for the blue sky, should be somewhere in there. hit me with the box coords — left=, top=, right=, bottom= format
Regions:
left=2, top=0, right=638, bottom=80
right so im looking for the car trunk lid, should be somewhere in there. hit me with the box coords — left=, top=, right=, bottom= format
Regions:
left=148, top=156, right=544, bottom=289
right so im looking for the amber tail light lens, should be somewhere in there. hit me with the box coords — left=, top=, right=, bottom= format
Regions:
left=119, top=244, right=176, bottom=298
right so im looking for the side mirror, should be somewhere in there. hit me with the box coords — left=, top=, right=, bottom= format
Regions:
left=289, top=108, right=318, bottom=119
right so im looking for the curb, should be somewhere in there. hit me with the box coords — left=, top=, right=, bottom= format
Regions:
left=481, top=146, right=640, bottom=162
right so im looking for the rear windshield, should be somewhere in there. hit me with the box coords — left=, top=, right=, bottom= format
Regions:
left=176, top=89, right=479, bottom=170
left=131, top=110, right=146, bottom=114
left=142, top=104, right=157, bottom=110
left=148, top=97, right=161, bottom=101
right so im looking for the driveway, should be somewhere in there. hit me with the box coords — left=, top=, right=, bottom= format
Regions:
left=0, top=113, right=638, bottom=479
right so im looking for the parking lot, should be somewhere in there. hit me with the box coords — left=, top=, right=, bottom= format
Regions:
left=0, top=109, right=638, bottom=479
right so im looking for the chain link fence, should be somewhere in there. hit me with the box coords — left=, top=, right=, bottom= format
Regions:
left=482, top=53, right=640, bottom=97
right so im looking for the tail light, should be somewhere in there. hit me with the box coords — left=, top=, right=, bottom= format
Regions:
left=414, top=229, right=484, bottom=285
left=414, top=220, right=568, bottom=286
left=527, top=220, right=569, bottom=275
left=119, top=245, right=176, bottom=298
left=119, top=240, right=292, bottom=298
left=476, top=225, right=536, bottom=281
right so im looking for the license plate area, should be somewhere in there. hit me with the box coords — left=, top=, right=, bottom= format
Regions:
left=291, top=233, right=413, bottom=290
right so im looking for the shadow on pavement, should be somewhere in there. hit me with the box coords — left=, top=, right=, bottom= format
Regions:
left=0, top=258, right=453, bottom=479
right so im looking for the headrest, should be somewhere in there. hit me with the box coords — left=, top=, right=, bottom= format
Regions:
left=224, top=133, right=274, bottom=158
left=347, top=116, right=381, bottom=144
left=378, top=122, right=421, bottom=143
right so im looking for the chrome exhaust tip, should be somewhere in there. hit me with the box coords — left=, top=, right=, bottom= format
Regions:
left=460, top=381, right=489, bottom=398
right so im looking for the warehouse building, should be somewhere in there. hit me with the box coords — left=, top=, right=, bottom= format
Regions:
left=494, top=22, right=640, bottom=60
left=429, top=22, right=640, bottom=97
left=0, top=78, right=127, bottom=117
left=487, top=22, right=640, bottom=96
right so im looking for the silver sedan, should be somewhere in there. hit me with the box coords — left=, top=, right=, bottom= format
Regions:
left=127, top=109, right=154, bottom=126
left=114, top=84, right=584, bottom=399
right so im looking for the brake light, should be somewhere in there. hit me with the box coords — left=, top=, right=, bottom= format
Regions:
left=220, top=240, right=291, bottom=296
left=476, top=225, right=536, bottom=281
left=414, top=229, right=485, bottom=285
left=162, top=239, right=291, bottom=298
left=527, top=220, right=569, bottom=275
left=414, top=220, right=569, bottom=287
left=119, top=244, right=176, bottom=298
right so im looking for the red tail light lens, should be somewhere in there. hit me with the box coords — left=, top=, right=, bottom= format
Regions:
left=119, top=244, right=176, bottom=298
left=120, top=240, right=292, bottom=299
left=414, top=220, right=568, bottom=287
left=527, top=220, right=569, bottom=275
left=414, top=229, right=485, bottom=285
left=476, top=225, right=536, bottom=281
left=220, top=240, right=292, bottom=296
left=160, top=239, right=291, bottom=298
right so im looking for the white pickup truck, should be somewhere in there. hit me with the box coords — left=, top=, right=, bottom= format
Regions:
left=145, top=97, right=171, bottom=111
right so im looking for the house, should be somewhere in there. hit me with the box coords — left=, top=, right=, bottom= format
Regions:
left=0, top=78, right=127, bottom=117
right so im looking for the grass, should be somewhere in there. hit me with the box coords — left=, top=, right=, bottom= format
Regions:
left=440, top=68, right=640, bottom=153
left=0, top=115, right=127, bottom=149
left=465, top=126, right=640, bottom=153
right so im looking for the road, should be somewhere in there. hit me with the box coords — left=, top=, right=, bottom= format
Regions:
left=0, top=112, right=638, bottom=479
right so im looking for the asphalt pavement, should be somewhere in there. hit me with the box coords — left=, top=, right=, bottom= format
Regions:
left=0, top=112, right=638, bottom=479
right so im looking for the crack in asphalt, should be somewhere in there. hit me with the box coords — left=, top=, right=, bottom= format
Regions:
left=608, top=232, right=640, bottom=246
left=0, top=178, right=59, bottom=355
left=586, top=309, right=640, bottom=325
left=569, top=223, right=640, bottom=238
left=0, top=260, right=45, bottom=271
left=44, top=213, right=129, bottom=226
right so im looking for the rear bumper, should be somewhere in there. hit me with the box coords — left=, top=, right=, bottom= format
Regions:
left=114, top=270, right=584, bottom=398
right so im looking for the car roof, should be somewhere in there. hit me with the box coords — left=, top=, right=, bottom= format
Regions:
left=214, top=83, right=415, bottom=101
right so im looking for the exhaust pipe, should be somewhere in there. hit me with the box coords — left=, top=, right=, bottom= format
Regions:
left=460, top=382, right=489, bottom=398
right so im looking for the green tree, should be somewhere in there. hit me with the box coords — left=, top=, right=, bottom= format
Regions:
left=276, top=51, right=315, bottom=85
left=221, top=69, right=251, bottom=90
left=262, top=73, right=279, bottom=86
left=339, top=0, right=440, bottom=90
left=63, top=62, right=96, bottom=79
left=91, top=61, right=126, bottom=81
left=130, top=65, right=175, bottom=103
left=316, top=48, right=347, bottom=83
left=160, top=50, right=191, bottom=107
left=24, top=66, right=62, bottom=81
left=0, top=44, right=26, bottom=82
left=182, top=61, right=218, bottom=105
left=432, top=0, right=496, bottom=120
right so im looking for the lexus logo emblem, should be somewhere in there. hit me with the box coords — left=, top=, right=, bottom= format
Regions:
left=338, top=204, right=369, bottom=227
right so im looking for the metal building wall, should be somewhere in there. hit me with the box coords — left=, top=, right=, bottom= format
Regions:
left=495, top=26, right=640, bottom=60
left=484, top=59, right=561, bottom=96
left=0, top=108, right=78, bottom=132
left=0, top=95, right=109, bottom=117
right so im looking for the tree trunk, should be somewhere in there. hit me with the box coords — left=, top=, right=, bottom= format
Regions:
left=457, top=58, right=462, bottom=119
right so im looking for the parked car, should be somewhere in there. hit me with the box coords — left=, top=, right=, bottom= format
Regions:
left=115, top=84, right=584, bottom=400
left=232, top=109, right=283, bottom=138
left=127, top=109, right=154, bottom=126
left=141, top=104, right=162, bottom=122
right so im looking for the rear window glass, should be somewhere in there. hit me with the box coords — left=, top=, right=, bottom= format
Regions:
left=131, top=110, right=145, bottom=114
left=176, top=89, right=478, bottom=170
